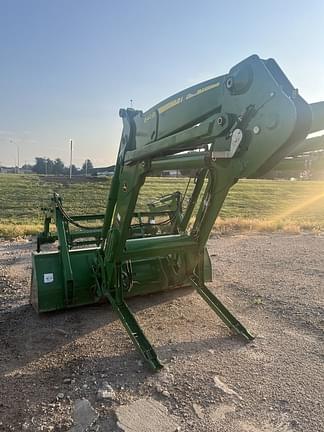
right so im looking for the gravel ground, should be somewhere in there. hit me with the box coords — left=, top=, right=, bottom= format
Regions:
left=0, top=233, right=323, bottom=432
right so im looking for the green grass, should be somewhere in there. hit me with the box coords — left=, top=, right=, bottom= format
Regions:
left=0, top=174, right=323, bottom=237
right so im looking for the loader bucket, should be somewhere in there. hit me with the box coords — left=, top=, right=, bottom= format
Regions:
left=31, top=248, right=99, bottom=312
left=31, top=246, right=212, bottom=313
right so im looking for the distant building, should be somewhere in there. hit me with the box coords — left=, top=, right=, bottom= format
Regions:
left=20, top=168, right=33, bottom=174
left=92, top=165, right=115, bottom=177
left=161, top=170, right=180, bottom=177
left=0, top=166, right=16, bottom=173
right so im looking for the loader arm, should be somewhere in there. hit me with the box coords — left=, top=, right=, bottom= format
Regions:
left=288, top=101, right=324, bottom=156
left=273, top=101, right=324, bottom=174
left=289, top=134, right=324, bottom=157
left=32, top=55, right=317, bottom=370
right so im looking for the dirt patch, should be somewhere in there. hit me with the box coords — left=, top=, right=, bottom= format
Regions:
left=0, top=233, right=323, bottom=431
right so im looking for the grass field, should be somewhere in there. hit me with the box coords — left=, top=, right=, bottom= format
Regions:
left=0, top=174, right=323, bottom=237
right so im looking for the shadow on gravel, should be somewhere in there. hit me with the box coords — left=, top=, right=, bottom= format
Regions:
left=0, top=330, right=246, bottom=426
left=0, top=286, right=204, bottom=376
left=0, top=254, right=29, bottom=266
left=0, top=283, right=249, bottom=429
left=0, top=262, right=253, bottom=430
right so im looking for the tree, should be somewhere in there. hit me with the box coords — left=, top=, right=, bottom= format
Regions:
left=32, top=157, right=47, bottom=174
left=53, top=158, right=65, bottom=175
left=81, top=159, right=94, bottom=175
left=32, top=157, right=80, bottom=176
left=72, top=164, right=79, bottom=175
left=46, top=159, right=54, bottom=175
left=21, top=163, right=33, bottom=171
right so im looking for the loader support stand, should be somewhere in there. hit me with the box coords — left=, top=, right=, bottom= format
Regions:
left=190, top=275, right=254, bottom=341
left=56, top=206, right=74, bottom=305
left=107, top=266, right=162, bottom=371
left=109, top=296, right=162, bottom=371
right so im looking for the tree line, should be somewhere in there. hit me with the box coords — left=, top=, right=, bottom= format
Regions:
left=22, top=157, right=94, bottom=175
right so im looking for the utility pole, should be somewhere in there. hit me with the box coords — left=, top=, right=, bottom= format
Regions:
left=85, top=159, right=88, bottom=176
left=10, top=140, right=20, bottom=174
left=17, top=145, right=20, bottom=174
left=45, top=158, right=48, bottom=176
left=69, top=139, right=73, bottom=180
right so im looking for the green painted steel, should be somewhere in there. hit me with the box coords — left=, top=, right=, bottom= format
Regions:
left=270, top=101, right=324, bottom=172
left=31, top=248, right=99, bottom=312
left=31, top=54, right=324, bottom=370
left=309, top=101, right=324, bottom=134
left=288, top=135, right=324, bottom=157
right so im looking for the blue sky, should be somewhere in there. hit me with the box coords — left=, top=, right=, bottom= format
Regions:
left=1, top=0, right=324, bottom=167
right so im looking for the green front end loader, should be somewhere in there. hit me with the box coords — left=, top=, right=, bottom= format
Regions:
left=31, top=55, right=324, bottom=370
